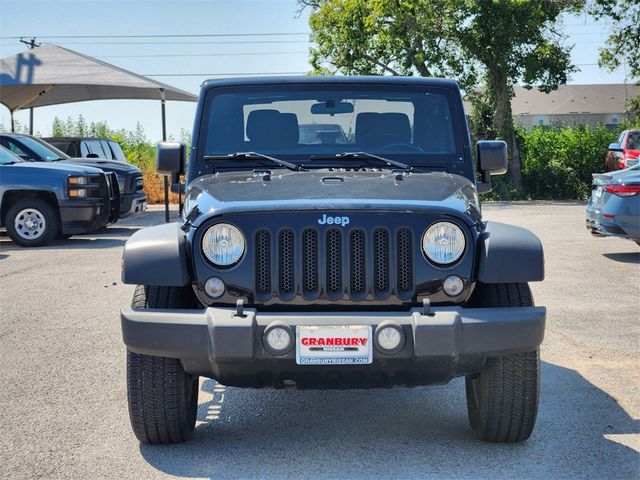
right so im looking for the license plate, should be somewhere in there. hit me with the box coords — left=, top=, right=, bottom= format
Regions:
left=296, top=325, right=372, bottom=365
left=593, top=186, right=603, bottom=201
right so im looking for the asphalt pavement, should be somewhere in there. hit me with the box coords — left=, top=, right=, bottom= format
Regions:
left=0, top=202, right=638, bottom=480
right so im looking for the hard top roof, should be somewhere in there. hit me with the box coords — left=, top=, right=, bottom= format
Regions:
left=201, top=75, right=460, bottom=92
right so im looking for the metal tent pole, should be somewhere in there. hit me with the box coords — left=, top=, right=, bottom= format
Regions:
left=29, top=108, right=33, bottom=135
left=10, top=111, right=15, bottom=133
left=161, top=88, right=170, bottom=223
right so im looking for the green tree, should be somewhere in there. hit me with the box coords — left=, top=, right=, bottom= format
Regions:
left=589, top=0, right=640, bottom=81
left=303, top=0, right=583, bottom=187
left=51, top=117, right=66, bottom=136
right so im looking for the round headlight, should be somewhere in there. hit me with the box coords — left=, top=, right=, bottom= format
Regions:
left=202, top=223, right=245, bottom=266
left=422, top=222, right=465, bottom=265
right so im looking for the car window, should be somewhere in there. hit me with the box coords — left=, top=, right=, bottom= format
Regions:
left=86, top=139, right=109, bottom=158
left=3, top=139, right=29, bottom=156
left=108, top=141, right=126, bottom=162
left=48, top=141, right=74, bottom=156
left=617, top=131, right=627, bottom=145
left=80, top=141, right=90, bottom=157
left=202, top=85, right=461, bottom=164
left=626, top=131, right=640, bottom=150
left=99, top=140, right=114, bottom=160
left=0, top=145, right=23, bottom=164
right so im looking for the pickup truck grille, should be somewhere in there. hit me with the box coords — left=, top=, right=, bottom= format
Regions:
left=255, top=226, right=414, bottom=301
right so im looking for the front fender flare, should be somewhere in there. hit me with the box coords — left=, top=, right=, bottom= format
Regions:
left=476, top=221, right=544, bottom=283
left=121, top=223, right=190, bottom=286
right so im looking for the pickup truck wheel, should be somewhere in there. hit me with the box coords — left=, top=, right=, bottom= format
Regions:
left=5, top=198, right=58, bottom=247
left=126, top=285, right=199, bottom=444
left=465, top=283, right=540, bottom=443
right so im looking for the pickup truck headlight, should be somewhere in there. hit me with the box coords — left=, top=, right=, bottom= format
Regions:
left=68, top=175, right=90, bottom=185
left=117, top=175, right=125, bottom=192
left=67, top=175, right=93, bottom=198
left=202, top=223, right=245, bottom=266
left=422, top=221, right=465, bottom=265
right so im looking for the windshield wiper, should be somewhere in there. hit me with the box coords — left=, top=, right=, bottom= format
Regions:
left=310, top=152, right=413, bottom=172
left=203, top=151, right=304, bottom=171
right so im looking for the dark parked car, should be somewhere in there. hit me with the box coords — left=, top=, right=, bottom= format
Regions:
left=0, top=145, right=116, bottom=247
left=43, top=136, right=127, bottom=163
left=605, top=129, right=640, bottom=171
left=587, top=164, right=640, bottom=245
left=120, top=76, right=545, bottom=445
left=0, top=134, right=146, bottom=217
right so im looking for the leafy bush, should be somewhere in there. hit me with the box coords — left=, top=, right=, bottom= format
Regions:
left=518, top=124, right=620, bottom=200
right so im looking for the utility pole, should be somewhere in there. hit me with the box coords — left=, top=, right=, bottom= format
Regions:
left=19, top=37, right=41, bottom=135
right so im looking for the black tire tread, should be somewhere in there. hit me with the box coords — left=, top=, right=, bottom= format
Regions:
left=127, top=285, right=199, bottom=444
left=465, top=282, right=540, bottom=443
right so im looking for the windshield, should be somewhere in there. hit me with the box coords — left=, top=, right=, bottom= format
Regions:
left=201, top=85, right=461, bottom=165
left=15, top=136, right=70, bottom=161
left=0, top=145, right=23, bottom=164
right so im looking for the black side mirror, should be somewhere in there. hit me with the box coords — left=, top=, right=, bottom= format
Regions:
left=608, top=143, right=623, bottom=152
left=476, top=140, right=508, bottom=194
left=156, top=142, right=185, bottom=176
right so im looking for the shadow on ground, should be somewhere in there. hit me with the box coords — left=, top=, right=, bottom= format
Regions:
left=603, top=252, right=640, bottom=264
left=139, top=362, right=639, bottom=480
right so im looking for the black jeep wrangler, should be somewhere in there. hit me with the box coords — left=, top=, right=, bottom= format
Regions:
left=120, top=77, right=545, bottom=444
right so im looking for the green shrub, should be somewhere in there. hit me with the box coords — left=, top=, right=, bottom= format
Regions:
left=519, top=124, right=620, bottom=200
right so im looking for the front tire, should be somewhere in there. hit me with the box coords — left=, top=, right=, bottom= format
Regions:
left=126, top=285, right=199, bottom=444
left=465, top=283, right=540, bottom=443
left=5, top=198, right=58, bottom=247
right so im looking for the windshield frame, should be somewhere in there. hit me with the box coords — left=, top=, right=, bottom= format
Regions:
left=195, top=83, right=469, bottom=175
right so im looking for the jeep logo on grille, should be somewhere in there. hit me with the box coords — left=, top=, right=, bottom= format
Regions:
left=318, top=214, right=350, bottom=226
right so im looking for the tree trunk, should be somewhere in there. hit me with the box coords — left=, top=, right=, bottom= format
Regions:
left=489, top=69, right=522, bottom=188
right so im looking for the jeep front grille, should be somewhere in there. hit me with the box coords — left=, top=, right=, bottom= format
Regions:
left=255, top=226, right=415, bottom=301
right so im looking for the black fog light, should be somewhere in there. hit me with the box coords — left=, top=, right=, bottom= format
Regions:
left=374, top=322, right=405, bottom=355
left=263, top=323, right=294, bottom=356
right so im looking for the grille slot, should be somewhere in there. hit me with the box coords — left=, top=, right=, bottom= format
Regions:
left=326, top=229, right=343, bottom=295
left=397, top=228, right=413, bottom=295
left=255, top=230, right=271, bottom=296
left=373, top=229, right=390, bottom=295
left=253, top=223, right=416, bottom=302
left=350, top=230, right=366, bottom=296
left=279, top=229, right=295, bottom=295
left=302, top=229, right=319, bottom=295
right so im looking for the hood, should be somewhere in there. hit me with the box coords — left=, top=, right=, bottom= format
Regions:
left=60, top=157, right=141, bottom=175
left=8, top=161, right=103, bottom=175
left=185, top=169, right=480, bottom=223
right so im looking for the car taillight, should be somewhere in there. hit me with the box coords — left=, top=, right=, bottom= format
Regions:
left=605, top=184, right=640, bottom=197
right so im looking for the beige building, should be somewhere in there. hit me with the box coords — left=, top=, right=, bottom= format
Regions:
left=511, top=83, right=639, bottom=130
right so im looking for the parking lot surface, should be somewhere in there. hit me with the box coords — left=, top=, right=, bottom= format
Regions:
left=0, top=203, right=638, bottom=480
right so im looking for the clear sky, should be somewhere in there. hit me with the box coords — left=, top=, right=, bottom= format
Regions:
left=0, top=0, right=629, bottom=142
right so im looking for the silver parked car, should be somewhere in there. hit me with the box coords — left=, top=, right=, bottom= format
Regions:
left=586, top=164, right=640, bottom=245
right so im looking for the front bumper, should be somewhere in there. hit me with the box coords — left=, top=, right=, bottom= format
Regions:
left=121, top=305, right=546, bottom=388
left=119, top=192, right=147, bottom=218
left=59, top=199, right=110, bottom=234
